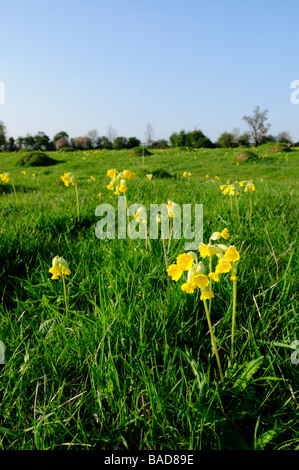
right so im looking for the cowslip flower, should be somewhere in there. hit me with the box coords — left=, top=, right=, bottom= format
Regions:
left=49, top=256, right=71, bottom=280
left=61, top=172, right=80, bottom=221
left=167, top=200, right=180, bottom=218
left=61, top=172, right=76, bottom=187
left=167, top=248, right=224, bottom=384
left=0, top=173, right=10, bottom=184
left=49, top=256, right=71, bottom=312
left=146, top=174, right=153, bottom=181
left=106, top=169, right=135, bottom=196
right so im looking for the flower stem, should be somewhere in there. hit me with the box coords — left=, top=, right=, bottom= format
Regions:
left=231, top=279, right=237, bottom=362
left=11, top=178, right=18, bottom=203
left=235, top=196, right=240, bottom=221
left=62, top=274, right=68, bottom=313
left=75, top=184, right=80, bottom=222
left=230, top=195, right=233, bottom=219
left=249, top=194, right=252, bottom=227
left=203, top=298, right=224, bottom=386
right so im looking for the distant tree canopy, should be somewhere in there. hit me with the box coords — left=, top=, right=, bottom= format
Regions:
left=242, top=106, right=271, bottom=147
left=169, top=129, right=214, bottom=148
left=0, top=110, right=295, bottom=152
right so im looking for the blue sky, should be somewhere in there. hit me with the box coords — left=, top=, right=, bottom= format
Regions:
left=1, top=0, right=299, bottom=143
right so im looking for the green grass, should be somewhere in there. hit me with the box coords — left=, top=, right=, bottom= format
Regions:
left=0, top=146, right=298, bottom=450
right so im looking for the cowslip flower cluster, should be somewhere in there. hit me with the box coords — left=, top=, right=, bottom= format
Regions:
left=146, top=174, right=153, bottom=181
left=182, top=171, right=192, bottom=177
left=167, top=200, right=180, bottom=218
left=0, top=172, right=10, bottom=183
left=61, top=172, right=77, bottom=187
left=49, top=256, right=71, bottom=280
left=219, top=183, right=240, bottom=197
left=167, top=228, right=240, bottom=298
left=106, top=168, right=136, bottom=195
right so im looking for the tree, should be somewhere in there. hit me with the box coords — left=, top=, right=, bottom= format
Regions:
left=113, top=136, right=128, bottom=150
left=106, top=126, right=117, bottom=146
left=276, top=131, right=292, bottom=144
left=6, top=137, right=16, bottom=152
left=216, top=132, right=235, bottom=148
left=145, top=123, right=154, bottom=146
left=242, top=106, right=270, bottom=147
left=55, top=137, right=69, bottom=150
left=0, top=120, right=7, bottom=150
left=34, top=131, right=51, bottom=150
left=53, top=131, right=69, bottom=144
left=72, top=136, right=92, bottom=150
left=127, top=137, right=141, bottom=149
left=87, top=129, right=99, bottom=148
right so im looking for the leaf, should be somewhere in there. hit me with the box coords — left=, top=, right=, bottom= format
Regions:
left=256, top=428, right=279, bottom=450
left=232, top=356, right=264, bottom=393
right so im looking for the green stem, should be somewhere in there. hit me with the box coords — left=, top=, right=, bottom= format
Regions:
left=75, top=185, right=80, bottom=222
left=230, top=195, right=233, bottom=219
left=62, top=274, right=68, bottom=313
left=231, top=279, right=237, bottom=361
left=249, top=194, right=252, bottom=227
left=11, top=179, right=18, bottom=203
left=202, top=298, right=224, bottom=386
left=235, top=196, right=240, bottom=221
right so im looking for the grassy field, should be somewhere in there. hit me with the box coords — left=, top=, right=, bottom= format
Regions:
left=0, top=144, right=298, bottom=450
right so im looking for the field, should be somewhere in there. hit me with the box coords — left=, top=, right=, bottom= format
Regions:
left=0, top=144, right=298, bottom=450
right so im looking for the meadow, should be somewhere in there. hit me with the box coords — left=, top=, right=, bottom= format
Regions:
left=0, top=144, right=298, bottom=450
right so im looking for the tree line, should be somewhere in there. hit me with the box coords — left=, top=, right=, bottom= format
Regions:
left=0, top=107, right=296, bottom=152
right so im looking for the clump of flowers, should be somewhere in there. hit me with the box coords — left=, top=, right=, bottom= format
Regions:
left=167, top=228, right=240, bottom=384
left=182, top=171, right=192, bottom=178
left=0, top=172, right=10, bottom=184
left=61, top=172, right=80, bottom=222
left=0, top=172, right=18, bottom=202
left=106, top=168, right=136, bottom=196
left=61, top=172, right=76, bottom=187
left=146, top=174, right=153, bottom=181
left=49, top=255, right=71, bottom=312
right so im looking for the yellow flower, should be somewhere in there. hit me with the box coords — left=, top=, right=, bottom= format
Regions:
left=119, top=184, right=128, bottom=193
left=176, top=253, right=194, bottom=271
left=215, top=259, right=232, bottom=273
left=221, top=228, right=229, bottom=240
left=167, top=201, right=179, bottom=218
left=230, top=275, right=238, bottom=281
left=193, top=273, right=210, bottom=288
left=199, top=243, right=212, bottom=258
left=107, top=169, right=117, bottom=178
left=200, top=290, right=214, bottom=300
left=146, top=174, right=153, bottom=181
left=210, top=227, right=230, bottom=241
left=0, top=173, right=10, bottom=183
left=49, top=256, right=71, bottom=280
left=167, top=264, right=184, bottom=281
left=121, top=169, right=131, bottom=179
left=224, top=246, right=240, bottom=262
left=181, top=282, right=196, bottom=293
left=183, top=171, right=187, bottom=177
left=209, top=272, right=220, bottom=282
left=106, top=184, right=114, bottom=191
left=61, top=172, right=76, bottom=187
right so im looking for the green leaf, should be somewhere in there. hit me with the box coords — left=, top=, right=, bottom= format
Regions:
left=232, top=356, right=264, bottom=392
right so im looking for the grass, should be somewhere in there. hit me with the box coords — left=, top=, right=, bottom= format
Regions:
left=0, top=146, right=298, bottom=450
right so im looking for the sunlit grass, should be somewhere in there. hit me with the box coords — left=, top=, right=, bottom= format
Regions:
left=0, top=146, right=298, bottom=450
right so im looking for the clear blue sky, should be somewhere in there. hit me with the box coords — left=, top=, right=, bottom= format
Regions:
left=1, top=0, right=299, bottom=143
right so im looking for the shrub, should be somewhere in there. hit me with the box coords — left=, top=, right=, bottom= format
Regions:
left=129, top=146, right=151, bottom=157
left=17, top=151, right=59, bottom=167
left=234, top=149, right=256, bottom=163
